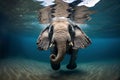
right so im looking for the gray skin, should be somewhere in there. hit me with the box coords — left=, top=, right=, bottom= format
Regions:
left=37, top=19, right=91, bottom=70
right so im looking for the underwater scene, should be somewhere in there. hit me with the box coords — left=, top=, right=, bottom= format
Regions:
left=0, top=0, right=120, bottom=80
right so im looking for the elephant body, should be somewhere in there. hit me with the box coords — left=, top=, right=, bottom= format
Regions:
left=37, top=18, right=91, bottom=70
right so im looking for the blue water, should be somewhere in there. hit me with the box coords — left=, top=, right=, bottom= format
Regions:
left=0, top=1, right=120, bottom=80
left=1, top=32, right=120, bottom=64
left=0, top=0, right=120, bottom=63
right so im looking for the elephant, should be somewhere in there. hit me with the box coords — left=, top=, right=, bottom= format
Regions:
left=36, top=18, right=91, bottom=70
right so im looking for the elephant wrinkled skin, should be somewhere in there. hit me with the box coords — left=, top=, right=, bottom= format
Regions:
left=37, top=18, right=91, bottom=70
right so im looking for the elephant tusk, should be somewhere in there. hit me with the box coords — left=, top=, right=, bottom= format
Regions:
left=49, top=43, right=54, bottom=48
left=69, top=42, right=73, bottom=46
left=49, top=43, right=53, bottom=48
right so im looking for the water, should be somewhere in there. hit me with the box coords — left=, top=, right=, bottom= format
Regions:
left=0, top=0, right=120, bottom=80
left=1, top=33, right=120, bottom=62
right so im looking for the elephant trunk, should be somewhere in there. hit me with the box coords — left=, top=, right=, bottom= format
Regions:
left=50, top=42, right=66, bottom=64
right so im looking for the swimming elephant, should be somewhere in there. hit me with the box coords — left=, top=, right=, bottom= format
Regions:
left=37, top=18, right=91, bottom=70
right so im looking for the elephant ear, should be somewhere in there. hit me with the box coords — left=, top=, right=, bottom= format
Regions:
left=73, top=25, right=91, bottom=49
left=37, top=27, right=50, bottom=50
left=38, top=6, right=52, bottom=24
left=71, top=6, right=94, bottom=24
left=38, top=0, right=71, bottom=24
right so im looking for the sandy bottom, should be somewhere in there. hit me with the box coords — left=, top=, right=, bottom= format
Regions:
left=0, top=58, right=120, bottom=80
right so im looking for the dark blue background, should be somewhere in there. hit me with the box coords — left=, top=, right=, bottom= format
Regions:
left=0, top=0, right=120, bottom=63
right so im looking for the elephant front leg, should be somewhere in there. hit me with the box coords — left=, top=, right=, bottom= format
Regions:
left=67, top=49, right=78, bottom=70
left=50, top=46, right=60, bottom=70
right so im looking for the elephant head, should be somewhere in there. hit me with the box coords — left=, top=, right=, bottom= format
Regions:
left=37, top=18, right=91, bottom=64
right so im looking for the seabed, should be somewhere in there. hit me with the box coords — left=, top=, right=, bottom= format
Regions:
left=0, top=58, right=120, bottom=80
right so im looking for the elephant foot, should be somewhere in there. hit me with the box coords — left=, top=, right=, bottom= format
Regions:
left=66, top=63, right=77, bottom=70
left=50, top=62, right=60, bottom=70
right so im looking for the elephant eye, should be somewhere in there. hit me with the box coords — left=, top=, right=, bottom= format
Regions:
left=48, top=25, right=54, bottom=41
left=68, top=25, right=74, bottom=32
left=49, top=25, right=53, bottom=33
left=68, top=25, right=75, bottom=38
left=68, top=25, right=72, bottom=31
left=51, top=26, right=54, bottom=32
